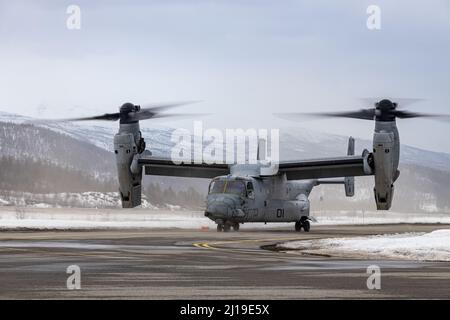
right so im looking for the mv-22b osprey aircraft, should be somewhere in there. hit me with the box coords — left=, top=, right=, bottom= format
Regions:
left=60, top=99, right=448, bottom=232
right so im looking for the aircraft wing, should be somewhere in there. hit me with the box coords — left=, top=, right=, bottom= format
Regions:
left=138, top=157, right=230, bottom=179
left=276, top=154, right=373, bottom=180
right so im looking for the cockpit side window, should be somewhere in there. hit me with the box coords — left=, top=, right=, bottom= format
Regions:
left=246, top=182, right=255, bottom=199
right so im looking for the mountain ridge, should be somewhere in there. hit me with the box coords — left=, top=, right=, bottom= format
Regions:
left=2, top=111, right=450, bottom=172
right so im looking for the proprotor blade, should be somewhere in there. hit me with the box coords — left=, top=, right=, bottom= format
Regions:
left=39, top=101, right=202, bottom=123
left=274, top=97, right=450, bottom=123
left=393, top=110, right=450, bottom=121
left=131, top=101, right=202, bottom=121
left=44, top=112, right=121, bottom=122
left=130, top=112, right=210, bottom=122
left=139, top=101, right=201, bottom=113
left=274, top=108, right=376, bottom=121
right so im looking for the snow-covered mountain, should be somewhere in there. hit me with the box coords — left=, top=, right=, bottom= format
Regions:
left=0, top=120, right=115, bottom=178
left=3, top=111, right=450, bottom=172
left=0, top=111, right=173, bottom=157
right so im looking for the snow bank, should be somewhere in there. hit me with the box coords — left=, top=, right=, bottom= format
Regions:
left=0, top=207, right=215, bottom=230
left=311, top=210, right=450, bottom=225
left=279, top=229, right=450, bottom=261
left=0, top=207, right=449, bottom=231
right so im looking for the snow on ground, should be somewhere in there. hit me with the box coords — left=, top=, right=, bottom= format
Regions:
left=311, top=210, right=450, bottom=225
left=0, top=207, right=449, bottom=231
left=278, top=229, right=450, bottom=261
left=0, top=207, right=216, bottom=230
left=0, top=207, right=282, bottom=230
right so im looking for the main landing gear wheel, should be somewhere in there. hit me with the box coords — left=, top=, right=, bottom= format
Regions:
left=223, top=224, right=231, bottom=232
left=295, top=219, right=311, bottom=232
left=232, top=223, right=240, bottom=231
left=217, top=224, right=224, bottom=232
left=302, top=220, right=310, bottom=232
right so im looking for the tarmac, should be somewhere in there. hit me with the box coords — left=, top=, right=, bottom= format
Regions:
left=0, top=223, right=449, bottom=299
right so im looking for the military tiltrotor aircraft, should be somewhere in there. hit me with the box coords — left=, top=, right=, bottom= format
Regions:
left=57, top=99, right=449, bottom=232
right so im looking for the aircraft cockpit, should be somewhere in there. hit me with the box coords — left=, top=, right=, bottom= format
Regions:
left=208, top=178, right=255, bottom=199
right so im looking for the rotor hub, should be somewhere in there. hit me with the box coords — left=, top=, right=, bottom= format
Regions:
left=119, top=102, right=140, bottom=123
left=375, top=99, right=396, bottom=121
left=119, top=102, right=134, bottom=112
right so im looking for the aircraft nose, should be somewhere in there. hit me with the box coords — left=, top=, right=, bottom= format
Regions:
left=205, top=195, right=239, bottom=218
left=206, top=203, right=230, bottom=216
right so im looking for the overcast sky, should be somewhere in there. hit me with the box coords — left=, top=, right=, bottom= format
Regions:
left=1, top=0, right=450, bottom=152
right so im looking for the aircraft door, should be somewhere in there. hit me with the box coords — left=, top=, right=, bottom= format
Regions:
left=243, top=181, right=258, bottom=220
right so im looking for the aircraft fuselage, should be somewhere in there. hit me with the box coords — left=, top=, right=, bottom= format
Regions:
left=204, top=174, right=313, bottom=229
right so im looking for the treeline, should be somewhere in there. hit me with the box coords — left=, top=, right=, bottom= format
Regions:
left=0, top=156, right=116, bottom=193
left=143, top=183, right=205, bottom=209
left=0, top=121, right=116, bottom=178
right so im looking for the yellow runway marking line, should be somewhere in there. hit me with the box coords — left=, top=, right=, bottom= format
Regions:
left=193, top=243, right=223, bottom=251
left=193, top=236, right=308, bottom=250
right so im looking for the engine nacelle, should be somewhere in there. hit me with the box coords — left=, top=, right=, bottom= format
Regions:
left=114, top=123, right=143, bottom=208
left=372, top=121, right=400, bottom=210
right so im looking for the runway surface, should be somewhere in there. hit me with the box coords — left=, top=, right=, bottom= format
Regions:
left=0, top=224, right=449, bottom=299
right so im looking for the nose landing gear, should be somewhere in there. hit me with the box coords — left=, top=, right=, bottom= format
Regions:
left=217, top=221, right=240, bottom=232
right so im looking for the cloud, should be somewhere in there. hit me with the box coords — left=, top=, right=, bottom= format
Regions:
left=0, top=1, right=449, bottom=152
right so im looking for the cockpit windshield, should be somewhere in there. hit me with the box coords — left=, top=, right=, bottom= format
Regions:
left=209, top=180, right=245, bottom=195
left=225, top=181, right=245, bottom=195
left=209, top=180, right=226, bottom=194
